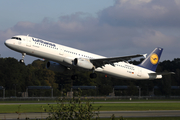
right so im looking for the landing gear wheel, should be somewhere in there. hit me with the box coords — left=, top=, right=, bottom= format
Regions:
left=19, top=59, right=24, bottom=63
left=90, top=73, right=97, bottom=79
left=71, top=75, right=78, bottom=80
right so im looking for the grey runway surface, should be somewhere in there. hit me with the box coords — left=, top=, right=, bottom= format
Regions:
left=1, top=110, right=180, bottom=119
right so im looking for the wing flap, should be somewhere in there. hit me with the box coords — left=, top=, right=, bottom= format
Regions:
left=90, top=54, right=144, bottom=68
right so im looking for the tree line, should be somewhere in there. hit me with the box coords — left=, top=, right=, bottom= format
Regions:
left=0, top=57, right=179, bottom=97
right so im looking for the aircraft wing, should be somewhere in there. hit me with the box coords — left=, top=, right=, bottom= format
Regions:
left=90, top=54, right=144, bottom=68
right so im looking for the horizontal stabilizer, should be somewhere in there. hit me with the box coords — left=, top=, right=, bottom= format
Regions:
left=148, top=72, right=175, bottom=79
left=149, top=72, right=175, bottom=75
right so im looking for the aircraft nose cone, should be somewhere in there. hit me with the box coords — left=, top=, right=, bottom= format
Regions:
left=4, top=39, right=11, bottom=47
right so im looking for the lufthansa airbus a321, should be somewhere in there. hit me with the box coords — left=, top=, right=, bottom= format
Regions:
left=4, top=35, right=173, bottom=80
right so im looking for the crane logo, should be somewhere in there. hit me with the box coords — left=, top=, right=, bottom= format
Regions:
left=150, top=53, right=159, bottom=65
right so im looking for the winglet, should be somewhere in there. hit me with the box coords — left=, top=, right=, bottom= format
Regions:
left=143, top=54, right=147, bottom=58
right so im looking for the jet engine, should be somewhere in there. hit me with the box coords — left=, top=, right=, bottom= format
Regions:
left=46, top=61, right=67, bottom=73
left=74, top=58, right=94, bottom=70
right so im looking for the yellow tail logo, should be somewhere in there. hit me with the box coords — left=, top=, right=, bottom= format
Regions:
left=150, top=53, right=159, bottom=65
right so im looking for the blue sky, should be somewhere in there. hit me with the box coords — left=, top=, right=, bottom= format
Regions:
left=0, top=0, right=114, bottom=30
left=0, top=0, right=180, bottom=64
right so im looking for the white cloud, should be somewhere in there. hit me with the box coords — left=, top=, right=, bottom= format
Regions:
left=175, top=0, right=180, bottom=6
left=119, top=0, right=152, bottom=5
left=99, top=0, right=180, bottom=27
left=132, top=29, right=176, bottom=47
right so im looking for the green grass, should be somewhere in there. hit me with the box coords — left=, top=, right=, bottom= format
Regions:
left=0, top=104, right=47, bottom=113
left=0, top=102, right=180, bottom=113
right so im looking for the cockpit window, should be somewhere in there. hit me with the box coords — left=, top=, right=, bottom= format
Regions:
left=11, top=37, right=21, bottom=40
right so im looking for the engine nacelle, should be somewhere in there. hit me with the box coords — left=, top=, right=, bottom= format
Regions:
left=74, top=58, right=94, bottom=70
left=46, top=61, right=67, bottom=73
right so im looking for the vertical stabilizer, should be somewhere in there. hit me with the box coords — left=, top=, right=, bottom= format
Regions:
left=139, top=47, right=163, bottom=72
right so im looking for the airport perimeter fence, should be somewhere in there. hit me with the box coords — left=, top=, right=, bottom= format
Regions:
left=0, top=96, right=180, bottom=101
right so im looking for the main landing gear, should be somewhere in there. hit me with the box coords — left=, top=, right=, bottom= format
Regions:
left=19, top=53, right=26, bottom=63
left=90, top=69, right=97, bottom=79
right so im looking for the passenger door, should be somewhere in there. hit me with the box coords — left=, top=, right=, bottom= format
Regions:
left=137, top=68, right=142, bottom=77
left=26, top=36, right=31, bottom=47
left=59, top=45, right=64, bottom=55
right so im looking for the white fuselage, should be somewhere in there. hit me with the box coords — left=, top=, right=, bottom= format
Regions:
left=5, top=35, right=161, bottom=80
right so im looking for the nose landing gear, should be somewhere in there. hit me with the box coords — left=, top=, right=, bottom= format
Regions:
left=19, top=53, right=26, bottom=63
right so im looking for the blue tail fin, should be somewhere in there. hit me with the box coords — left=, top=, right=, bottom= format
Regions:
left=139, top=47, right=163, bottom=71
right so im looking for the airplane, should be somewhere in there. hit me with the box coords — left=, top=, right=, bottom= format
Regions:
left=4, top=35, right=174, bottom=80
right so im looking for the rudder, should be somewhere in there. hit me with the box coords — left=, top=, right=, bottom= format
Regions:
left=139, top=47, right=163, bottom=72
